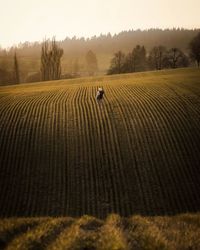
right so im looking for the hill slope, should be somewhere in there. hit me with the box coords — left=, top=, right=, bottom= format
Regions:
left=0, top=68, right=200, bottom=218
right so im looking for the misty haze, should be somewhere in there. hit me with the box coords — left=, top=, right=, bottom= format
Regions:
left=0, top=0, right=200, bottom=249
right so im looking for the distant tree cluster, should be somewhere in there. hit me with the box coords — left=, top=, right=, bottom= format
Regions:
left=108, top=45, right=147, bottom=74
left=148, top=47, right=189, bottom=70
left=108, top=44, right=191, bottom=75
left=41, top=38, right=63, bottom=81
left=106, top=31, right=199, bottom=75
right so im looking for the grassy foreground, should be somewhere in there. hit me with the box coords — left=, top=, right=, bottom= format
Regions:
left=0, top=213, right=200, bottom=250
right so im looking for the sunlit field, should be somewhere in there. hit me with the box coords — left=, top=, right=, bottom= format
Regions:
left=0, top=68, right=200, bottom=248
left=1, top=213, right=200, bottom=249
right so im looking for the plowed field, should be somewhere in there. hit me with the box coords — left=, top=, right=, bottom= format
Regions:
left=0, top=68, right=200, bottom=218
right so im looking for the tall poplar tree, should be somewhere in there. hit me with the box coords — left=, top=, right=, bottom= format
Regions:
left=41, top=38, right=63, bottom=81
left=14, top=52, right=20, bottom=84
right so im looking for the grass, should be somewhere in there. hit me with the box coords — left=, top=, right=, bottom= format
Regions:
left=0, top=213, right=200, bottom=249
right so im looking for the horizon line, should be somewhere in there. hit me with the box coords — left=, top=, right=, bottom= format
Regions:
left=1, top=27, right=200, bottom=50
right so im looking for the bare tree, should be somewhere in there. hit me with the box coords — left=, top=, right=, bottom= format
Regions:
left=41, top=39, right=50, bottom=81
left=41, top=38, right=63, bottom=81
left=50, top=38, right=63, bottom=80
left=169, top=48, right=181, bottom=68
left=167, top=48, right=189, bottom=68
left=148, top=46, right=166, bottom=70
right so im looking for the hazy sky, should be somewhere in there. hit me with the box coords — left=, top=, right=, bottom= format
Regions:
left=1, top=0, right=200, bottom=48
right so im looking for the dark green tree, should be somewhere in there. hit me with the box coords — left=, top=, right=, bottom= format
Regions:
left=107, top=51, right=126, bottom=74
left=123, top=45, right=146, bottom=73
left=14, top=52, right=20, bottom=84
left=131, top=45, right=146, bottom=72
left=123, top=52, right=134, bottom=73
left=189, top=32, right=200, bottom=67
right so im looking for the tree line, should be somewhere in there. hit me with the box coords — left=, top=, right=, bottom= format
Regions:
left=0, top=30, right=200, bottom=85
left=108, top=32, right=200, bottom=74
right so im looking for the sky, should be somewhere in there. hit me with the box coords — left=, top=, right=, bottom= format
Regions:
left=1, top=0, right=200, bottom=48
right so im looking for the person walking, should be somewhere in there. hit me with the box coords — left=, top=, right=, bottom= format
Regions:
left=96, top=87, right=105, bottom=103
